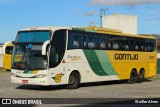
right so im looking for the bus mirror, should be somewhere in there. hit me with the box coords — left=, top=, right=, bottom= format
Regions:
left=42, top=40, right=50, bottom=55
left=28, top=44, right=32, bottom=49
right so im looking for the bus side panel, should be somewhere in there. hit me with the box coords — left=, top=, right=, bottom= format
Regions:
left=145, top=51, right=157, bottom=78
left=3, top=54, right=12, bottom=70
left=106, top=51, right=157, bottom=80
left=147, top=62, right=157, bottom=78
left=47, top=49, right=156, bottom=85
left=47, top=49, right=120, bottom=85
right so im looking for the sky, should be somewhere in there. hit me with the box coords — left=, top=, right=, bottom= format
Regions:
left=0, top=0, right=160, bottom=43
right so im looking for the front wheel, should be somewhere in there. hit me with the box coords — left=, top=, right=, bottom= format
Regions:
left=66, top=72, right=80, bottom=89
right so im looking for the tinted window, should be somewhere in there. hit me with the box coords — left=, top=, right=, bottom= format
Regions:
left=145, top=39, right=156, bottom=52
left=67, top=30, right=156, bottom=52
left=68, top=31, right=83, bottom=49
left=17, top=31, right=50, bottom=43
left=99, top=35, right=108, bottom=50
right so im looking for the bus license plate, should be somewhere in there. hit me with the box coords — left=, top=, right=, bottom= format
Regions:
left=22, top=80, right=28, bottom=83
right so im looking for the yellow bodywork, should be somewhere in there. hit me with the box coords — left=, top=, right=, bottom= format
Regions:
left=3, top=44, right=13, bottom=70
left=107, top=50, right=157, bottom=80
left=83, top=26, right=157, bottom=80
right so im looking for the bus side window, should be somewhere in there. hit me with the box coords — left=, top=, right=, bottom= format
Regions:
left=68, top=31, right=83, bottom=49
left=88, top=36, right=95, bottom=49
left=136, top=39, right=145, bottom=51
left=125, top=40, right=129, bottom=50
left=107, top=38, right=112, bottom=49
left=73, top=36, right=79, bottom=48
left=112, top=38, right=119, bottom=50
left=100, top=37, right=106, bottom=50
left=145, top=40, right=149, bottom=51
left=94, top=36, right=99, bottom=49
left=148, top=40, right=156, bottom=52
left=127, top=38, right=135, bottom=51
left=135, top=40, right=140, bottom=51
left=83, top=36, right=88, bottom=49
left=140, top=39, right=145, bottom=51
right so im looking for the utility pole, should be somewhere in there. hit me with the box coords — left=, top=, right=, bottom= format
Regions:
left=100, top=9, right=108, bottom=28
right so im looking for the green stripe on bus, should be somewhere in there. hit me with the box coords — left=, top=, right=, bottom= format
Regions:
left=95, top=50, right=117, bottom=75
left=85, top=30, right=97, bottom=33
left=23, top=70, right=29, bottom=74
left=83, top=50, right=108, bottom=76
left=72, top=28, right=85, bottom=31
left=83, top=50, right=117, bottom=76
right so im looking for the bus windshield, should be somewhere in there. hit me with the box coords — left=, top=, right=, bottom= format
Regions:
left=16, top=31, right=50, bottom=43
left=12, top=30, right=51, bottom=70
left=12, top=44, right=48, bottom=70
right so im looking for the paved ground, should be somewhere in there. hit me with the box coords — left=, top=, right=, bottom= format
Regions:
left=0, top=71, right=160, bottom=107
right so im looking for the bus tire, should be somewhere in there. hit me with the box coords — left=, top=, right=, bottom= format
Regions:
left=128, top=69, right=137, bottom=84
left=66, top=72, right=80, bottom=89
left=136, top=69, right=145, bottom=83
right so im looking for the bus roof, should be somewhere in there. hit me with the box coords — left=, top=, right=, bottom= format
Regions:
left=19, top=26, right=72, bottom=32
left=73, top=26, right=156, bottom=39
left=19, top=26, right=156, bottom=39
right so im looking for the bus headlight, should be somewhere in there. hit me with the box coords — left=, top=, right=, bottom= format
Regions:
left=35, top=74, right=47, bottom=78
left=11, top=73, right=18, bottom=77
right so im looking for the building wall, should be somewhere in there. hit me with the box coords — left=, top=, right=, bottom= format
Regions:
left=102, top=13, right=137, bottom=34
left=0, top=45, right=3, bottom=68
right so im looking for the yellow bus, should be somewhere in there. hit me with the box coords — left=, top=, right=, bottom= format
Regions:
left=3, top=41, right=13, bottom=71
left=11, top=26, right=157, bottom=89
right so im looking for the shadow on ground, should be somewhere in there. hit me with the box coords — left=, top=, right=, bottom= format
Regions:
left=15, top=79, right=152, bottom=91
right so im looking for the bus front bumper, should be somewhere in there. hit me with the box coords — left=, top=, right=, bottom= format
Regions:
left=11, top=76, right=49, bottom=86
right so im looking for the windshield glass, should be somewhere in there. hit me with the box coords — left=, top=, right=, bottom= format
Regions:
left=17, top=31, right=50, bottom=43
left=12, top=44, right=48, bottom=70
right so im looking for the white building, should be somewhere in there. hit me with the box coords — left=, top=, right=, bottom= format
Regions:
left=102, top=13, right=137, bottom=34
left=0, top=44, right=3, bottom=54
left=0, top=44, right=3, bottom=68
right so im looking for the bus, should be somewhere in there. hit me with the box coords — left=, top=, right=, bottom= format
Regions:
left=11, top=26, right=157, bottom=89
left=3, top=41, right=13, bottom=71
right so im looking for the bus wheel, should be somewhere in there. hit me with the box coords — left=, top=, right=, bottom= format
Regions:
left=128, top=69, right=137, bottom=84
left=136, top=69, right=145, bottom=83
left=66, top=72, right=80, bottom=89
